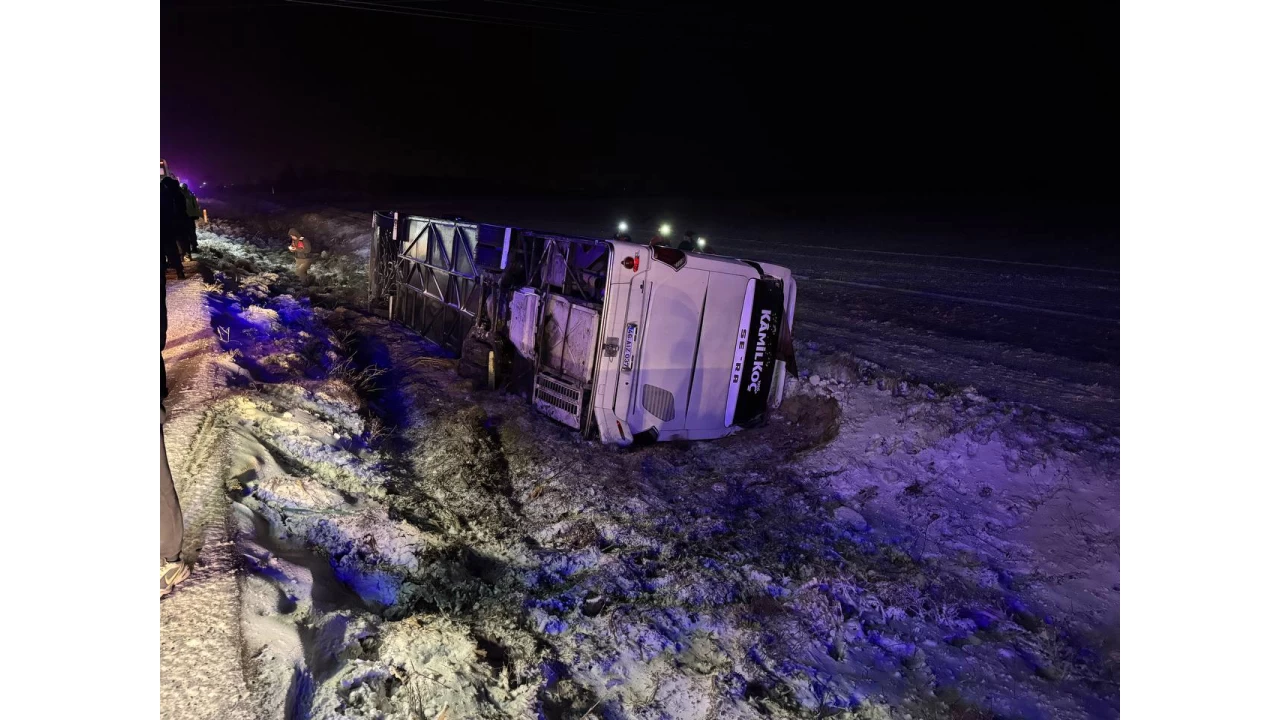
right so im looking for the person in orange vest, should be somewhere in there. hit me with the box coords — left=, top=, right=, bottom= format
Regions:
left=287, top=228, right=313, bottom=284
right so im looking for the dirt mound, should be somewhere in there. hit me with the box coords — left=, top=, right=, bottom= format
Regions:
left=775, top=392, right=842, bottom=449
left=395, top=406, right=517, bottom=538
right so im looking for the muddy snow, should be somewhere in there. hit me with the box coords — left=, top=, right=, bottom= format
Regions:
left=159, top=222, right=1119, bottom=720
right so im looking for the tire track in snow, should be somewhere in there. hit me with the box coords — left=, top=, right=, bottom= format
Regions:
left=729, top=245, right=1122, bottom=295
left=728, top=248, right=1120, bottom=313
left=161, top=275, right=258, bottom=720
left=724, top=235, right=1120, bottom=274
left=799, top=276, right=1119, bottom=323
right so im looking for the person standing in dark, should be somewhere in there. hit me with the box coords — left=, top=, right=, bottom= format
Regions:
left=180, top=182, right=201, bottom=258
left=160, top=176, right=187, bottom=278
left=678, top=231, right=696, bottom=252
left=161, top=249, right=189, bottom=596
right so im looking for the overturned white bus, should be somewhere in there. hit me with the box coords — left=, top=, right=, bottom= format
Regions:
left=368, top=214, right=797, bottom=445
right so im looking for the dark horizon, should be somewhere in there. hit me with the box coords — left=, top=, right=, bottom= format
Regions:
left=162, top=1, right=1115, bottom=209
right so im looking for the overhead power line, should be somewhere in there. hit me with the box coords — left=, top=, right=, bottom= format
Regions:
left=284, top=0, right=590, bottom=32
left=477, top=0, right=655, bottom=19
left=283, top=0, right=752, bottom=43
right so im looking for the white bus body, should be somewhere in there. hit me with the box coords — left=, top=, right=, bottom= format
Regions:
left=370, top=215, right=796, bottom=446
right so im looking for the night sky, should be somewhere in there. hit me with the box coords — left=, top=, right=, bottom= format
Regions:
left=162, top=1, right=1114, bottom=203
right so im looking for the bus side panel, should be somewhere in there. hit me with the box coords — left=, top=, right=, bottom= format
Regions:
left=611, top=273, right=647, bottom=424
left=685, top=272, right=752, bottom=430
left=592, top=245, right=642, bottom=444
left=630, top=266, right=709, bottom=432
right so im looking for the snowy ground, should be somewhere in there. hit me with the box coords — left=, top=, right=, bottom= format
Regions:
left=160, top=208, right=1119, bottom=720
left=161, top=270, right=258, bottom=719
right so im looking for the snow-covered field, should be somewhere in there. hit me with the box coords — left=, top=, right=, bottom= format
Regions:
left=160, top=203, right=1118, bottom=720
